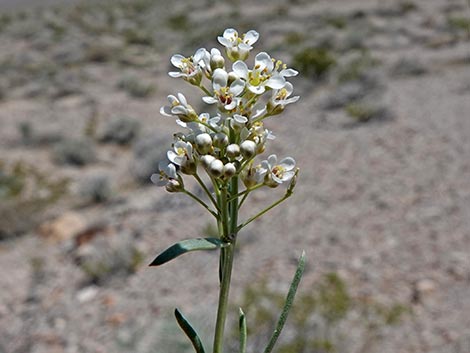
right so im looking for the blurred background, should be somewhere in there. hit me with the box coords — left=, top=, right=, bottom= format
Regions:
left=0, top=0, right=469, bottom=352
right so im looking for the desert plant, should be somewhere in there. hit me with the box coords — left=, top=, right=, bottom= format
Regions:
left=53, top=138, right=96, bottom=166
left=117, top=75, right=155, bottom=98
left=99, top=116, right=140, bottom=145
left=293, top=46, right=336, bottom=79
left=149, top=28, right=304, bottom=353
left=0, top=160, right=68, bottom=238
left=78, top=174, right=112, bottom=204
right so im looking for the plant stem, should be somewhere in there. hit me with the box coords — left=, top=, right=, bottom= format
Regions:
left=213, top=242, right=235, bottom=353
left=183, top=190, right=218, bottom=218
left=237, top=192, right=291, bottom=232
left=213, top=176, right=239, bottom=353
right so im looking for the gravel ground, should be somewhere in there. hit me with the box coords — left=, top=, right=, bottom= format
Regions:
left=0, top=0, right=469, bottom=352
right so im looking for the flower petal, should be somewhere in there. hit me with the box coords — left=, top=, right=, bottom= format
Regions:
left=266, top=75, right=286, bottom=89
left=170, top=54, right=184, bottom=68
left=279, top=157, right=296, bottom=171
left=232, top=61, right=249, bottom=80
left=230, top=78, right=245, bottom=96
left=244, top=30, right=259, bottom=45
left=280, top=68, right=298, bottom=77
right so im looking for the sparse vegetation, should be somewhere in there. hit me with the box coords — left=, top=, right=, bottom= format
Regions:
left=0, top=160, right=68, bottom=238
left=117, top=75, right=155, bottom=98
left=234, top=273, right=409, bottom=353
left=99, top=116, right=140, bottom=145
left=53, top=139, right=97, bottom=166
left=292, top=47, right=336, bottom=79
left=78, top=174, right=112, bottom=204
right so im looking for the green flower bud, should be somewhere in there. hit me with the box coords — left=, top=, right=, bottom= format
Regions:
left=240, top=140, right=256, bottom=159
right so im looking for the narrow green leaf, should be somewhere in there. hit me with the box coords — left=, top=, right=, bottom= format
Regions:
left=149, top=238, right=225, bottom=266
left=263, top=251, right=306, bottom=353
left=174, top=308, right=206, bottom=353
left=239, top=308, right=247, bottom=353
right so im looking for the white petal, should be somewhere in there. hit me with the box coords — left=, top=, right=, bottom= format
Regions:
left=167, top=150, right=180, bottom=165
left=281, top=170, right=295, bottom=182
left=255, top=52, right=271, bottom=71
left=177, top=93, right=187, bottom=106
left=280, top=68, right=298, bottom=77
left=283, top=96, right=300, bottom=105
left=194, top=48, right=207, bottom=63
left=171, top=106, right=188, bottom=115
left=160, top=106, right=173, bottom=116
left=238, top=43, right=252, bottom=51
left=169, top=71, right=184, bottom=78
left=279, top=157, right=296, bottom=171
left=223, top=28, right=237, bottom=40
left=244, top=30, right=259, bottom=45
left=232, top=61, right=249, bottom=80
left=225, top=100, right=237, bottom=110
left=267, top=154, right=277, bottom=168
left=213, top=68, right=228, bottom=90
left=266, top=75, right=286, bottom=89
left=202, top=96, right=218, bottom=104
left=248, top=84, right=265, bottom=95
left=218, top=37, right=232, bottom=48
left=168, top=95, right=178, bottom=104
left=230, top=78, right=245, bottom=96
left=170, top=54, right=184, bottom=68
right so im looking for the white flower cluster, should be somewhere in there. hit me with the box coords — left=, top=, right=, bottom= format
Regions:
left=153, top=28, right=299, bottom=194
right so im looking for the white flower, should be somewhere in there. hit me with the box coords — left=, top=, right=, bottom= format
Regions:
left=217, top=28, right=259, bottom=61
left=230, top=114, right=248, bottom=130
left=202, top=68, right=245, bottom=111
left=167, top=141, right=193, bottom=166
left=233, top=53, right=299, bottom=96
left=241, top=162, right=266, bottom=188
left=260, top=154, right=296, bottom=186
left=168, top=49, right=205, bottom=85
left=197, top=48, right=225, bottom=74
left=267, top=82, right=300, bottom=115
left=160, top=93, right=198, bottom=122
left=151, top=161, right=182, bottom=192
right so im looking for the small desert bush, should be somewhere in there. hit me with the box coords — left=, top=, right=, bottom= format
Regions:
left=292, top=47, right=336, bottom=79
left=0, top=160, right=68, bottom=238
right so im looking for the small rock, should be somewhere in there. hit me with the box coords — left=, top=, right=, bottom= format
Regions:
left=76, top=286, right=98, bottom=303
left=39, top=212, right=88, bottom=243
left=412, top=279, right=437, bottom=303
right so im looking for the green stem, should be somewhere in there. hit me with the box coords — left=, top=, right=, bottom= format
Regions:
left=183, top=190, right=218, bottom=218
left=213, top=175, right=239, bottom=353
left=194, top=173, right=219, bottom=212
left=237, top=192, right=292, bottom=232
left=213, top=242, right=236, bottom=353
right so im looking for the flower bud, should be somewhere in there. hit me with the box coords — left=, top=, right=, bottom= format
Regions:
left=209, top=159, right=224, bottom=178
left=240, top=140, right=257, bottom=159
left=210, top=54, right=225, bottom=70
left=226, top=144, right=240, bottom=160
left=223, top=162, right=236, bottom=178
left=195, top=133, right=212, bottom=154
left=213, top=132, right=229, bottom=148
left=228, top=71, right=239, bottom=85
left=166, top=179, right=184, bottom=193
left=200, top=155, right=216, bottom=169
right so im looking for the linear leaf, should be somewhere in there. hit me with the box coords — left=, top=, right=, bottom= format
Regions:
left=239, top=308, right=247, bottom=353
left=263, top=251, right=306, bottom=353
left=149, top=238, right=225, bottom=266
left=174, top=308, right=206, bottom=353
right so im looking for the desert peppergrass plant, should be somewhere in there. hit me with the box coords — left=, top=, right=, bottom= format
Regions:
left=150, top=28, right=305, bottom=353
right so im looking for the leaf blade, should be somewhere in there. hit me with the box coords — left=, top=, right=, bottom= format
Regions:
left=263, top=250, right=306, bottom=353
left=149, top=238, right=224, bottom=266
left=174, top=308, right=206, bottom=353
